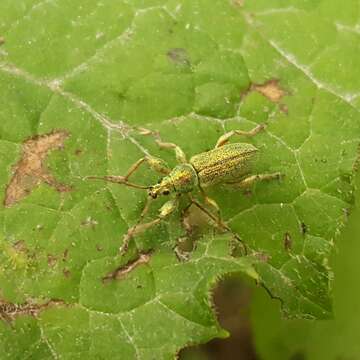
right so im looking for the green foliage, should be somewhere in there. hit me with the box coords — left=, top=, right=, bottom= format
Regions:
left=0, top=0, right=359, bottom=358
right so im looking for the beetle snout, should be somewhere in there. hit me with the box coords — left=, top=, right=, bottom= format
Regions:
left=148, top=186, right=159, bottom=199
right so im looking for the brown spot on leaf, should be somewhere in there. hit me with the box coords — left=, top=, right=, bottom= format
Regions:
left=352, top=143, right=360, bottom=172
left=232, top=0, right=244, bottom=6
left=0, top=299, right=65, bottom=322
left=167, top=48, right=190, bottom=66
left=252, top=79, right=286, bottom=103
left=254, top=251, right=271, bottom=262
left=4, top=130, right=71, bottom=208
left=81, top=216, right=98, bottom=228
left=343, top=207, right=351, bottom=220
left=284, top=232, right=292, bottom=251
left=102, top=251, right=153, bottom=283
left=47, top=254, right=58, bottom=268
left=301, top=222, right=307, bottom=236
left=243, top=189, right=253, bottom=197
left=63, top=249, right=69, bottom=261
left=63, top=268, right=71, bottom=278
left=0, top=37, right=5, bottom=45
left=279, top=103, right=289, bottom=114
left=13, top=240, right=27, bottom=252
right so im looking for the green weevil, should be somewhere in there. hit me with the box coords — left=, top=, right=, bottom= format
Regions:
left=89, top=124, right=281, bottom=254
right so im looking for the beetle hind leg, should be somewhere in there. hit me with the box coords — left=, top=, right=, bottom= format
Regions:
left=227, top=172, right=283, bottom=188
left=199, top=187, right=222, bottom=222
left=187, top=195, right=248, bottom=255
left=215, top=123, right=265, bottom=148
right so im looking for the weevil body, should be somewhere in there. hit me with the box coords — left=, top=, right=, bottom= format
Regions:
left=88, top=124, right=281, bottom=255
left=149, top=143, right=258, bottom=198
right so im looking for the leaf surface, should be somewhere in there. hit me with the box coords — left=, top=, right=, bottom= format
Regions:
left=0, top=0, right=359, bottom=358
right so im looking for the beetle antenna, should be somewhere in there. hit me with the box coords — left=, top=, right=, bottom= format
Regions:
left=85, top=176, right=151, bottom=190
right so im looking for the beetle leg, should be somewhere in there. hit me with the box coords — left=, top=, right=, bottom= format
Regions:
left=137, top=127, right=187, bottom=163
left=155, top=140, right=187, bottom=164
left=228, top=172, right=282, bottom=188
left=180, top=202, right=193, bottom=235
left=86, top=156, right=171, bottom=189
left=120, top=198, right=179, bottom=254
left=188, top=195, right=227, bottom=232
left=187, top=195, right=248, bottom=255
left=215, top=124, right=265, bottom=148
left=171, top=203, right=196, bottom=262
left=199, top=187, right=221, bottom=220
left=125, top=157, right=171, bottom=179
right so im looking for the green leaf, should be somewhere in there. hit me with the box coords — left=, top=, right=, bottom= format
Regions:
left=250, top=172, right=360, bottom=360
left=0, top=0, right=359, bottom=358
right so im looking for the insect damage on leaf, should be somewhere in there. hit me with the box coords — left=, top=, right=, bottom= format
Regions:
left=167, top=48, right=191, bottom=66
left=102, top=251, right=153, bottom=283
left=0, top=299, right=65, bottom=322
left=4, top=130, right=71, bottom=207
left=252, top=79, right=286, bottom=103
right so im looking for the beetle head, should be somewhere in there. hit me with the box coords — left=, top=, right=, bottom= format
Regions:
left=148, top=177, right=173, bottom=199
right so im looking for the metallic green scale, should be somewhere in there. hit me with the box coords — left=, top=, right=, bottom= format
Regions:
left=190, top=143, right=258, bottom=186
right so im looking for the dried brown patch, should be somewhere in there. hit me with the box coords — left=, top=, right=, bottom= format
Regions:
left=103, top=251, right=153, bottom=283
left=252, top=79, right=286, bottom=103
left=0, top=299, right=64, bottom=322
left=4, top=130, right=71, bottom=208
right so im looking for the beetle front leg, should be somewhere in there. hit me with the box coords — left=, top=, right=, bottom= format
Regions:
left=137, top=127, right=187, bottom=163
left=155, top=140, right=187, bottom=164
left=215, top=124, right=265, bottom=148
left=228, top=172, right=282, bottom=188
left=86, top=156, right=171, bottom=189
left=120, top=198, right=179, bottom=254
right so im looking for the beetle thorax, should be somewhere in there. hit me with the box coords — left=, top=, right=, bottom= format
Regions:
left=148, top=164, right=198, bottom=199
left=168, top=164, right=198, bottom=193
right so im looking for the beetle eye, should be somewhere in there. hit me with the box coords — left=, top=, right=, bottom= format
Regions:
left=163, top=190, right=170, bottom=195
